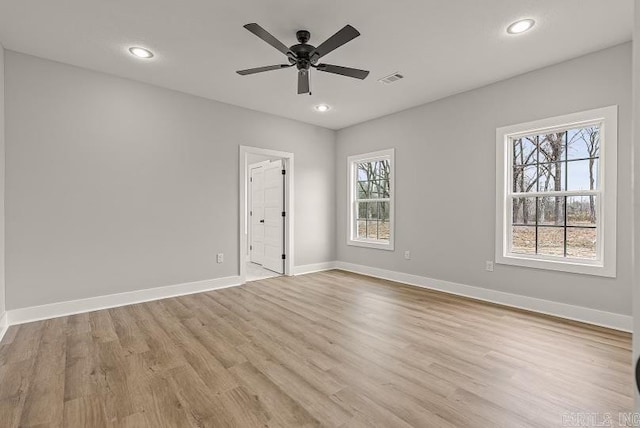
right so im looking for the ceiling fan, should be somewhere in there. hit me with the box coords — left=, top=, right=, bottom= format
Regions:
left=237, top=23, right=370, bottom=95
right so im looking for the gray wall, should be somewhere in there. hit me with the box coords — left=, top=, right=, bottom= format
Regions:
left=632, top=0, right=639, bottom=409
left=336, top=43, right=633, bottom=315
left=0, top=45, right=5, bottom=317
left=4, top=51, right=336, bottom=309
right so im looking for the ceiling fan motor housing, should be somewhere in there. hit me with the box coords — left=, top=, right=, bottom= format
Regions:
left=296, top=30, right=310, bottom=44
left=291, top=31, right=316, bottom=70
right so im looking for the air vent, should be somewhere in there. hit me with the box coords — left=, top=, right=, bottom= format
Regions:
left=378, top=72, right=404, bottom=84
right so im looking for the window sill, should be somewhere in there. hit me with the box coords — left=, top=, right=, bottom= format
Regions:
left=496, top=253, right=615, bottom=278
left=348, top=239, right=395, bottom=251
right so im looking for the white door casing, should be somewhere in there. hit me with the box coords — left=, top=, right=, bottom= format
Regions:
left=250, top=165, right=265, bottom=264
left=262, top=160, right=284, bottom=274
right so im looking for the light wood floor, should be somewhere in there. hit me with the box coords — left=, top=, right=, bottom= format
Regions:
left=0, top=270, right=633, bottom=427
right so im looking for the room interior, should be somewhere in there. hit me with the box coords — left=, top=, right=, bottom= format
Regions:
left=0, top=0, right=639, bottom=426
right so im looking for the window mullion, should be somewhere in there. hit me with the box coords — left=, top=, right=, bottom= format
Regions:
left=564, top=131, right=568, bottom=257
left=535, top=196, right=539, bottom=255
left=510, top=190, right=599, bottom=198
left=356, top=198, right=391, bottom=202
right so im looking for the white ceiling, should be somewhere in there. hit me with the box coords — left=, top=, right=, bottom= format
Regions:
left=0, top=0, right=633, bottom=130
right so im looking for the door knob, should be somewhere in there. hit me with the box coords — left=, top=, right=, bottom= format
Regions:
left=260, top=219, right=265, bottom=223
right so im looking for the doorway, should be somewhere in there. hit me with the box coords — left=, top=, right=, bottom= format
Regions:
left=239, top=146, right=294, bottom=283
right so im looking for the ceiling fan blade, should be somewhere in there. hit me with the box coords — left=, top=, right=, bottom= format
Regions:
left=298, top=70, right=310, bottom=94
left=243, top=23, right=291, bottom=55
left=237, top=64, right=293, bottom=75
left=310, top=25, right=360, bottom=60
left=316, top=64, right=369, bottom=80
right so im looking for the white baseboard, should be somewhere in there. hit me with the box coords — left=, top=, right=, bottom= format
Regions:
left=293, top=261, right=337, bottom=276
left=1, top=261, right=631, bottom=336
left=6, top=276, right=242, bottom=327
left=0, top=311, right=8, bottom=343
left=334, top=261, right=632, bottom=332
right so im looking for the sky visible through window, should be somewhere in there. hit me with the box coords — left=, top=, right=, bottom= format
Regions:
left=566, top=128, right=598, bottom=190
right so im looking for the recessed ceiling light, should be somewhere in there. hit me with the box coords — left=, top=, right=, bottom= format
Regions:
left=128, top=47, right=154, bottom=59
left=314, top=104, right=331, bottom=112
left=506, top=19, right=535, bottom=35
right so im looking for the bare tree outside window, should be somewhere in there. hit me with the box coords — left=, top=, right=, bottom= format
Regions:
left=356, top=159, right=391, bottom=241
left=511, top=125, right=599, bottom=259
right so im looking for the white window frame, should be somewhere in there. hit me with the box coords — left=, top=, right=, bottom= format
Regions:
left=495, top=106, right=617, bottom=277
left=347, top=149, right=395, bottom=251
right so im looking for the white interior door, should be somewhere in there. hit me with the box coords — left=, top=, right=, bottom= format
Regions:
left=250, top=165, right=265, bottom=264
left=262, top=160, right=284, bottom=274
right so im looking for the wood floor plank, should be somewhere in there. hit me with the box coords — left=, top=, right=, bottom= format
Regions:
left=228, top=361, right=321, bottom=427
left=64, top=330, right=115, bottom=405
left=166, top=363, right=243, bottom=427
left=0, top=358, right=37, bottom=427
left=1, top=322, right=44, bottom=365
left=108, top=306, right=150, bottom=356
left=147, top=300, right=239, bottom=394
left=89, top=310, right=118, bottom=344
left=181, top=317, right=248, bottom=369
left=330, top=387, right=415, bottom=428
left=0, top=270, right=633, bottom=427
left=133, top=363, right=193, bottom=428
left=18, top=317, right=67, bottom=427
left=237, top=340, right=353, bottom=426
left=63, top=395, right=108, bottom=427
left=93, top=339, right=137, bottom=423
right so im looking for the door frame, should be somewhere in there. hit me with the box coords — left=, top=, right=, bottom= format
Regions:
left=239, top=146, right=294, bottom=283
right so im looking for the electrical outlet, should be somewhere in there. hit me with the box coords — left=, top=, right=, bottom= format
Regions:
left=404, top=250, right=411, bottom=260
left=485, top=261, right=494, bottom=272
left=217, top=253, right=224, bottom=264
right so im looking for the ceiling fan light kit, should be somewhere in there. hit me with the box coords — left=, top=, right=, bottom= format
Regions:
left=237, top=23, right=370, bottom=95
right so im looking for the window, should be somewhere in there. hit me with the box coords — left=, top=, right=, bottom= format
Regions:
left=496, top=106, right=617, bottom=277
left=348, top=149, right=395, bottom=250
